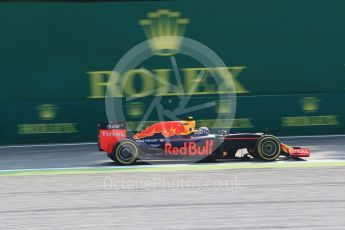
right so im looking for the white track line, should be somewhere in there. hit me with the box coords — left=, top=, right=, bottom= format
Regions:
left=1, top=160, right=345, bottom=173
left=0, top=163, right=196, bottom=173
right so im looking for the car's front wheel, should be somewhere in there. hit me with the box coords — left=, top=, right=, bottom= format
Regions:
left=255, top=136, right=281, bottom=161
left=110, top=139, right=138, bottom=165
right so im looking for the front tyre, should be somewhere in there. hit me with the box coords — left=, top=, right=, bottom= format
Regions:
left=256, top=136, right=281, bottom=161
left=110, top=139, right=138, bottom=165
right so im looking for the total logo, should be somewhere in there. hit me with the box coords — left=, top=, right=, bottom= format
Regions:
left=164, top=140, right=214, bottom=156
left=100, top=130, right=126, bottom=137
left=288, top=148, right=310, bottom=155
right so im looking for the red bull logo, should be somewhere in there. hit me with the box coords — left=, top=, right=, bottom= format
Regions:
left=164, top=140, right=214, bottom=156
left=133, top=120, right=195, bottom=139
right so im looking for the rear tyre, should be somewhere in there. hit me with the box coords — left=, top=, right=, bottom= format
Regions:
left=110, top=139, right=138, bottom=165
left=255, top=136, right=281, bottom=161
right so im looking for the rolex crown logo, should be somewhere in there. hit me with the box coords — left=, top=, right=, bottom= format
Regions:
left=37, top=104, right=58, bottom=121
left=300, top=97, right=319, bottom=113
left=139, top=9, right=189, bottom=56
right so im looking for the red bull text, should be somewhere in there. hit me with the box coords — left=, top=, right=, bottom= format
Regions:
left=164, top=140, right=214, bottom=156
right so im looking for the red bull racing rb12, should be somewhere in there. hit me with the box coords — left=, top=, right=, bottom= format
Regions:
left=98, top=118, right=310, bottom=165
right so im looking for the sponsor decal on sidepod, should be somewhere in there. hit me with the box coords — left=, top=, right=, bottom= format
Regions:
left=164, top=140, right=214, bottom=156
left=133, top=121, right=195, bottom=139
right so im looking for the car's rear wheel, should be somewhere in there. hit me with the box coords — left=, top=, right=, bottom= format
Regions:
left=255, top=136, right=281, bottom=161
left=110, top=139, right=138, bottom=165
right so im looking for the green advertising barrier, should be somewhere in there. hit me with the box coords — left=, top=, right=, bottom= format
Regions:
left=1, top=93, right=344, bottom=144
left=0, top=1, right=345, bottom=144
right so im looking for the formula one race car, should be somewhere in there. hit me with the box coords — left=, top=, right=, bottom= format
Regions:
left=98, top=118, right=310, bottom=165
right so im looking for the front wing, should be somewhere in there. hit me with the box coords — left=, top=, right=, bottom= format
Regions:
left=280, top=143, right=310, bottom=157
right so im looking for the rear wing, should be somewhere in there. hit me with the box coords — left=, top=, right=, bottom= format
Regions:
left=98, top=121, right=127, bottom=153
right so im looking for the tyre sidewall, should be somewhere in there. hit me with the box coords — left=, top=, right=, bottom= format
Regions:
left=256, top=135, right=281, bottom=161
left=112, top=139, right=138, bottom=165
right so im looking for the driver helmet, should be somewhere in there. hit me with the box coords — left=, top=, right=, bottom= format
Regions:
left=198, top=127, right=210, bottom=135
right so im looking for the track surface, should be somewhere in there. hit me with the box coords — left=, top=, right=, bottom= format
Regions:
left=0, top=136, right=345, bottom=229
left=0, top=136, right=345, bottom=170
left=1, top=167, right=345, bottom=229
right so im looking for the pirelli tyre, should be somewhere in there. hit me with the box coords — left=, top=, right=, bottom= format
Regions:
left=255, top=136, right=281, bottom=161
left=110, top=139, right=138, bottom=165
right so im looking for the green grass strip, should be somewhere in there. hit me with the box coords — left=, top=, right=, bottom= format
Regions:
left=1, top=161, right=345, bottom=177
